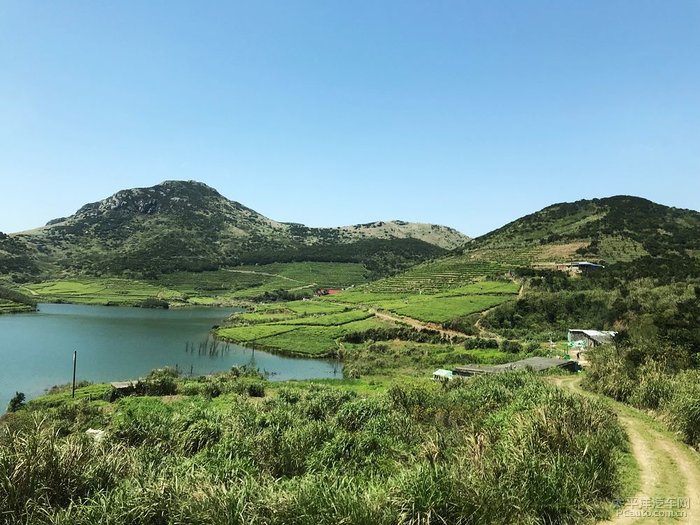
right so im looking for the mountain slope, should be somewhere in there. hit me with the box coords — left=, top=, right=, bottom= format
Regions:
left=464, top=195, right=700, bottom=265
left=367, top=196, right=700, bottom=293
left=9, top=181, right=469, bottom=277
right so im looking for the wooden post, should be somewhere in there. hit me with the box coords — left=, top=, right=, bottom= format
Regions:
left=72, top=351, right=77, bottom=399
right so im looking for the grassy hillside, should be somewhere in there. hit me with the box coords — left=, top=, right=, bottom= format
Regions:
left=466, top=195, right=700, bottom=267
left=0, top=370, right=631, bottom=525
left=9, top=181, right=468, bottom=279
left=19, top=262, right=371, bottom=307
left=0, top=285, right=37, bottom=314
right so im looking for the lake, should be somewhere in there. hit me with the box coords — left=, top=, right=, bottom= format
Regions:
left=0, top=303, right=342, bottom=409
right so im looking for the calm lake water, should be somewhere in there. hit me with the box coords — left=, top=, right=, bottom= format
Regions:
left=0, top=303, right=342, bottom=409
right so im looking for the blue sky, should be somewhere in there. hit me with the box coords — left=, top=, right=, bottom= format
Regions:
left=1, top=1, right=698, bottom=236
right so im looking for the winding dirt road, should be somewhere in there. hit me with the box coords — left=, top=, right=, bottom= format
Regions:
left=370, top=309, right=468, bottom=340
left=551, top=376, right=700, bottom=524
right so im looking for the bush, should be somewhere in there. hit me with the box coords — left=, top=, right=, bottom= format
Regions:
left=6, top=392, right=25, bottom=413
left=463, top=337, right=499, bottom=350
left=136, top=368, right=179, bottom=396
left=582, top=345, right=637, bottom=402
left=629, top=361, right=674, bottom=410
left=246, top=382, right=265, bottom=398
left=664, top=370, right=700, bottom=448
left=499, top=339, right=523, bottom=353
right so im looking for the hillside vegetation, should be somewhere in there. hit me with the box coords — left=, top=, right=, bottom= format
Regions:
left=7, top=181, right=468, bottom=280
left=0, top=371, right=630, bottom=525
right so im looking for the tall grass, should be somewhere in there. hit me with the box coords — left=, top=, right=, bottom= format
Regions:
left=1, top=372, right=628, bottom=524
left=584, top=345, right=700, bottom=449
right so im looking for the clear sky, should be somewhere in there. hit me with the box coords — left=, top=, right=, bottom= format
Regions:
left=1, top=1, right=698, bottom=236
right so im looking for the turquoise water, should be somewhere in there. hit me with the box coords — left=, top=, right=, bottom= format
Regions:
left=0, top=303, right=341, bottom=409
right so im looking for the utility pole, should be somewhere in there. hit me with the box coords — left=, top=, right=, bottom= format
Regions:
left=71, top=351, right=77, bottom=399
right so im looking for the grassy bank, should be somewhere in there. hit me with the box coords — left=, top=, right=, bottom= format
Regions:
left=1, top=370, right=629, bottom=525
left=0, top=285, right=37, bottom=314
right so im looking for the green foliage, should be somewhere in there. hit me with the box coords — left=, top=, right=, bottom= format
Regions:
left=136, top=368, right=179, bottom=396
left=6, top=392, right=25, bottom=413
left=138, top=297, right=169, bottom=309
left=483, top=289, right=615, bottom=339
left=219, top=302, right=396, bottom=356
left=499, top=339, right=523, bottom=353
left=664, top=370, right=700, bottom=448
left=341, top=326, right=456, bottom=345
left=0, top=373, right=628, bottom=524
left=583, top=345, right=638, bottom=402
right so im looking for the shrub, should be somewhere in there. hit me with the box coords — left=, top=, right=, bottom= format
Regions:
left=664, top=370, right=700, bottom=448
left=582, top=345, right=637, bottom=402
left=180, top=418, right=222, bottom=455
left=6, top=392, right=25, bottom=413
left=629, top=361, right=674, bottom=410
left=247, top=382, right=265, bottom=398
left=499, top=339, right=523, bottom=353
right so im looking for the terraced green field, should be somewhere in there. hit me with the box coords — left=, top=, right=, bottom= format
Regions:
left=0, top=299, right=35, bottom=314
left=388, top=294, right=516, bottom=323
left=246, top=318, right=392, bottom=355
left=22, top=279, right=183, bottom=306
left=20, top=262, right=369, bottom=306
left=325, top=280, right=520, bottom=324
left=366, top=257, right=510, bottom=293
left=218, top=301, right=393, bottom=356
left=217, top=278, right=519, bottom=355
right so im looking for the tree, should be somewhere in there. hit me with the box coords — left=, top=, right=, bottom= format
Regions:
left=7, top=391, right=25, bottom=412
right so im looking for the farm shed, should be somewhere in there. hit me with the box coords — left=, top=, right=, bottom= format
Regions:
left=556, top=261, right=605, bottom=274
left=453, top=357, right=578, bottom=377
left=568, top=329, right=617, bottom=348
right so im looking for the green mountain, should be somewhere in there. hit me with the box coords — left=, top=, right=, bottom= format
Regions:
left=467, top=195, right=700, bottom=266
left=4, top=181, right=469, bottom=279
left=367, top=196, right=700, bottom=293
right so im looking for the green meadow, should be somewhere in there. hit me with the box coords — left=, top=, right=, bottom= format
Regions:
left=321, top=280, right=519, bottom=323
left=19, top=262, right=369, bottom=306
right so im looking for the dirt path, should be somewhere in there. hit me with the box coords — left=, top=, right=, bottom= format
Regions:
left=223, top=269, right=304, bottom=283
left=551, top=376, right=700, bottom=524
left=371, top=309, right=468, bottom=340
left=474, top=306, right=501, bottom=339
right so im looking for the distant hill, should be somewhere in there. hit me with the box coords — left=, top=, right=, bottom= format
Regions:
left=367, top=196, right=700, bottom=293
left=5, top=181, right=469, bottom=278
left=464, top=195, right=700, bottom=267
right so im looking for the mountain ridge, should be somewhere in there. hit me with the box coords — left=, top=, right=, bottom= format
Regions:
left=4, top=180, right=469, bottom=278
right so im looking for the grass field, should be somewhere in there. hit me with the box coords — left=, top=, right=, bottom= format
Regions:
left=20, top=262, right=370, bottom=306
left=5, top=370, right=628, bottom=525
left=0, top=299, right=35, bottom=314
left=323, top=280, right=519, bottom=324
left=218, top=301, right=394, bottom=356
left=21, top=279, right=183, bottom=306
left=366, top=257, right=511, bottom=293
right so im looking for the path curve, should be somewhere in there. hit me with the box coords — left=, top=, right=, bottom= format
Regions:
left=371, top=309, right=468, bottom=340
left=551, top=376, right=700, bottom=525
